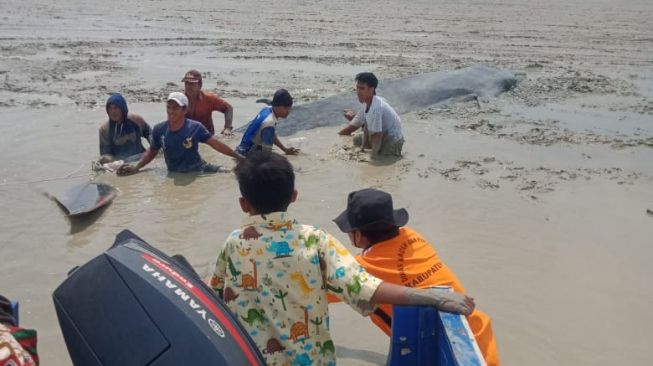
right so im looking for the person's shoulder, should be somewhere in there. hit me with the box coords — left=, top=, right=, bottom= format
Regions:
left=257, top=105, right=272, bottom=116
left=261, top=109, right=277, bottom=124
left=201, top=90, right=225, bottom=102
left=185, top=119, right=213, bottom=137
left=299, top=225, right=333, bottom=240
left=373, top=95, right=391, bottom=107
left=379, top=95, right=399, bottom=112
left=229, top=227, right=244, bottom=235
left=406, top=226, right=426, bottom=235
left=185, top=118, right=208, bottom=130
left=400, top=227, right=432, bottom=245
left=99, top=120, right=111, bottom=133
left=373, top=96, right=400, bottom=119
left=127, top=113, right=147, bottom=126
left=300, top=223, right=321, bottom=232
left=225, top=228, right=244, bottom=242
left=152, top=121, right=168, bottom=132
left=201, top=90, right=218, bottom=98
left=366, top=95, right=384, bottom=113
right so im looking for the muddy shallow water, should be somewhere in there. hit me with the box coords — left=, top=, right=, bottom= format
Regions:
left=1, top=0, right=652, bottom=365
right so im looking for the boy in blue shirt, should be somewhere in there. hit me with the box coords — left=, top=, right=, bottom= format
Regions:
left=236, top=89, right=299, bottom=156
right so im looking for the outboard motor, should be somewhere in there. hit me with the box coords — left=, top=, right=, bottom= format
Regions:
left=52, top=229, right=265, bottom=365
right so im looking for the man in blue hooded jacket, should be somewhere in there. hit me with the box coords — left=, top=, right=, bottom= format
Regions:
left=98, top=93, right=152, bottom=163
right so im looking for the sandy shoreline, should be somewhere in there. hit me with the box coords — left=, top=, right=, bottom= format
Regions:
left=1, top=0, right=652, bottom=364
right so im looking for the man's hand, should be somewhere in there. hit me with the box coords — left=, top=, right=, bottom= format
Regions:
left=343, top=109, right=356, bottom=121
left=98, top=155, right=112, bottom=164
left=406, top=287, right=475, bottom=316
left=284, top=147, right=300, bottom=155
left=116, top=164, right=139, bottom=176
left=234, top=152, right=246, bottom=163
left=221, top=127, right=234, bottom=136
left=437, top=292, right=476, bottom=315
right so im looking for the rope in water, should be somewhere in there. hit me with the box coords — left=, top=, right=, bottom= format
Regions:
left=0, top=162, right=94, bottom=187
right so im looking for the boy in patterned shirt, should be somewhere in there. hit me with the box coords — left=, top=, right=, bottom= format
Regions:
left=209, top=151, right=474, bottom=366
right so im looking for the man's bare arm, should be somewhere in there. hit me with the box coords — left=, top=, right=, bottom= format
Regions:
left=221, top=106, right=234, bottom=135
left=369, top=282, right=475, bottom=315
left=338, top=124, right=360, bottom=136
left=117, top=148, right=158, bottom=176
left=206, top=136, right=243, bottom=161
left=273, top=135, right=299, bottom=155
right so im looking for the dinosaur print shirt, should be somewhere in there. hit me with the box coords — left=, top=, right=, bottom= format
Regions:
left=210, top=212, right=382, bottom=366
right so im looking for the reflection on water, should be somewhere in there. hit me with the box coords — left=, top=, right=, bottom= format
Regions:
left=68, top=205, right=111, bottom=235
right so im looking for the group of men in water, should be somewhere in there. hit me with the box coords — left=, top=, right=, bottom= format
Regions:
left=89, top=69, right=500, bottom=366
left=97, top=69, right=405, bottom=175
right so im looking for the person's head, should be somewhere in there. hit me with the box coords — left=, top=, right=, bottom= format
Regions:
left=271, top=88, right=293, bottom=119
left=235, top=151, right=297, bottom=215
left=0, top=294, right=17, bottom=327
left=333, top=188, right=407, bottom=249
left=105, top=93, right=129, bottom=123
left=166, top=92, right=188, bottom=122
left=182, top=69, right=202, bottom=99
left=354, top=72, right=378, bottom=103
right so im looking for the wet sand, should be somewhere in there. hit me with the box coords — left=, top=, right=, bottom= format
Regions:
left=1, top=0, right=652, bottom=365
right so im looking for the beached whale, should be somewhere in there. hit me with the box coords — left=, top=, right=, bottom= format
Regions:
left=241, top=64, right=518, bottom=137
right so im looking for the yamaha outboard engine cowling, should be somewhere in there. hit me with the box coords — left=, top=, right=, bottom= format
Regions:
left=53, top=229, right=265, bottom=365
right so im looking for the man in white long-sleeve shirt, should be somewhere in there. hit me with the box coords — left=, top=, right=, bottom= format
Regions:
left=338, top=72, right=404, bottom=159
